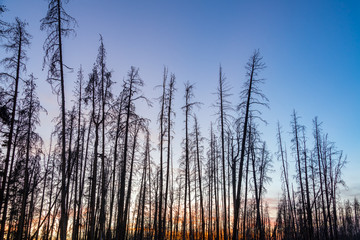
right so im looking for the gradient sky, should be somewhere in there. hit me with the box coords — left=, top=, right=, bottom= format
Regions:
left=1, top=0, right=360, bottom=209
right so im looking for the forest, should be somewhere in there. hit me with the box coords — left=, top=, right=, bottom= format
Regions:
left=0, top=1, right=359, bottom=240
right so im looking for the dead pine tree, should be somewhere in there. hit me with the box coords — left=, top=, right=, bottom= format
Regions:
left=277, top=122, right=296, bottom=238
left=41, top=0, right=76, bottom=238
left=156, top=67, right=167, bottom=240
left=98, top=35, right=113, bottom=240
left=0, top=18, right=31, bottom=239
left=139, top=129, right=151, bottom=240
left=193, top=115, right=206, bottom=239
left=214, top=65, right=232, bottom=240
left=71, top=66, right=84, bottom=240
left=313, top=117, right=329, bottom=240
left=242, top=118, right=252, bottom=240
left=291, top=111, right=309, bottom=239
left=181, top=82, right=199, bottom=240
left=233, top=50, right=267, bottom=240
left=116, top=66, right=149, bottom=240
left=16, top=74, right=45, bottom=239
left=107, top=91, right=125, bottom=239
left=85, top=66, right=102, bottom=240
left=301, top=123, right=314, bottom=240
left=163, top=73, right=176, bottom=239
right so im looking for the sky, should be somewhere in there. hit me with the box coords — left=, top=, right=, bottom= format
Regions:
left=1, top=0, right=360, bottom=209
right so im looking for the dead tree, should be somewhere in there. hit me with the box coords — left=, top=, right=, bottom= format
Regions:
left=157, top=67, right=167, bottom=240
left=313, top=118, right=329, bottom=240
left=193, top=115, right=206, bottom=239
left=16, top=75, right=45, bottom=239
left=233, top=50, right=267, bottom=240
left=41, top=1, right=76, bottom=238
left=277, top=122, right=296, bottom=238
left=116, top=66, right=148, bottom=240
left=215, top=65, right=232, bottom=240
left=181, top=82, right=199, bottom=240
left=163, top=73, right=176, bottom=238
left=0, top=18, right=31, bottom=239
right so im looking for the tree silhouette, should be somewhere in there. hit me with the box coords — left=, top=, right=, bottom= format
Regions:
left=0, top=17, right=31, bottom=239
left=40, top=0, right=76, bottom=238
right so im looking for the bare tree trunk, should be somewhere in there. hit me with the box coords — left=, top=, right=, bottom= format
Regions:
left=302, top=129, right=314, bottom=239
left=218, top=66, right=228, bottom=240
left=107, top=94, right=124, bottom=240
left=163, top=73, right=175, bottom=240
left=233, top=51, right=264, bottom=240
left=123, top=121, right=141, bottom=234
left=88, top=121, right=100, bottom=240
left=277, top=122, right=296, bottom=238
left=140, top=131, right=150, bottom=240
left=57, top=0, right=68, bottom=237
left=250, top=132, right=263, bottom=240
left=194, top=116, right=206, bottom=239
left=242, top=127, right=251, bottom=240
left=16, top=76, right=35, bottom=239
left=0, top=20, right=23, bottom=240
left=117, top=67, right=138, bottom=240
left=36, top=136, right=52, bottom=240
left=214, top=139, right=220, bottom=240
left=323, top=140, right=334, bottom=240
left=314, top=118, right=329, bottom=240
left=182, top=83, right=194, bottom=240
left=292, top=111, right=308, bottom=237
left=157, top=68, right=167, bottom=240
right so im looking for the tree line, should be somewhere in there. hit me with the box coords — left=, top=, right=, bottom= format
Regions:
left=0, top=1, right=359, bottom=240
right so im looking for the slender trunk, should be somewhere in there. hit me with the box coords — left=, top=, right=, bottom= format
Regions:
left=323, top=143, right=334, bottom=240
left=154, top=173, right=159, bottom=240
left=219, top=66, right=228, bottom=240
left=139, top=132, right=149, bottom=240
left=79, top=120, right=91, bottom=240
left=311, top=154, right=320, bottom=240
left=330, top=152, right=339, bottom=240
left=169, top=153, right=174, bottom=240
left=182, top=97, right=189, bottom=240
left=88, top=122, right=100, bottom=240
left=107, top=99, right=123, bottom=239
left=157, top=69, right=167, bottom=240
left=214, top=142, right=220, bottom=240
left=72, top=96, right=82, bottom=240
left=2, top=124, right=19, bottom=240
left=292, top=112, right=307, bottom=237
left=314, top=119, right=329, bottom=240
left=164, top=74, right=175, bottom=240
left=302, top=131, right=314, bottom=239
left=117, top=75, right=133, bottom=240
left=0, top=23, right=22, bottom=240
left=46, top=154, right=55, bottom=240
left=65, top=111, right=74, bottom=222
left=242, top=129, right=251, bottom=240
left=36, top=137, right=52, bottom=240
left=195, top=117, right=206, bottom=239
left=188, top=159, right=193, bottom=240
left=251, top=137, right=263, bottom=240
left=27, top=177, right=36, bottom=239
left=99, top=51, right=107, bottom=240
left=57, top=0, right=68, bottom=238
left=233, top=57, right=255, bottom=240
left=17, top=80, right=34, bottom=239
left=208, top=133, right=214, bottom=240
left=123, top=123, right=140, bottom=232
left=277, top=123, right=297, bottom=239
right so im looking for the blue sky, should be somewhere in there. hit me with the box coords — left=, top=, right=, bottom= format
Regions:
left=1, top=0, right=360, bottom=204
